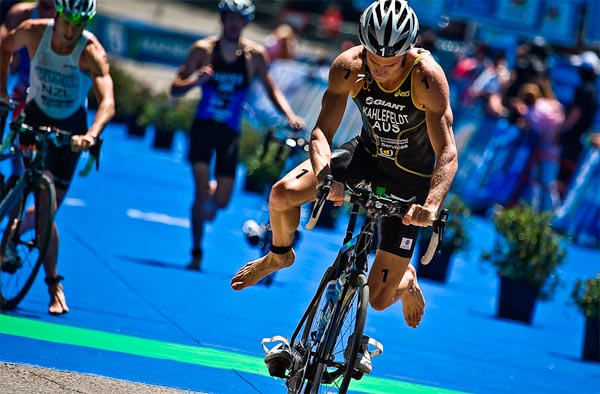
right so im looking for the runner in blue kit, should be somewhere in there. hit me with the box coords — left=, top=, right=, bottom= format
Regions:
left=231, top=0, right=457, bottom=332
left=0, top=0, right=115, bottom=314
left=171, top=0, right=305, bottom=270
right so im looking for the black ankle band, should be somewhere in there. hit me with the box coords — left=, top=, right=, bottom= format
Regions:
left=45, top=275, right=64, bottom=286
left=270, top=244, right=292, bottom=254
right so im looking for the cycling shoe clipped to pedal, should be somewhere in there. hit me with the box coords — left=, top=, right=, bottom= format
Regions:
left=344, top=334, right=383, bottom=375
left=262, top=335, right=300, bottom=378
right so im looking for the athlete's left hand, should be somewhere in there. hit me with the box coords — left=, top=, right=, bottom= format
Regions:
left=71, top=134, right=97, bottom=152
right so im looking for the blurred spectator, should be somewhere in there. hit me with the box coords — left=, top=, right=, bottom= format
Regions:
left=319, top=2, right=343, bottom=39
left=264, top=23, right=298, bottom=61
left=513, top=83, right=565, bottom=212
left=467, top=50, right=511, bottom=117
left=451, top=42, right=491, bottom=107
left=503, top=38, right=555, bottom=112
left=557, top=51, right=600, bottom=198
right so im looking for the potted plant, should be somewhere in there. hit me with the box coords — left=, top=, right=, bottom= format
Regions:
left=242, top=130, right=289, bottom=194
left=139, top=93, right=197, bottom=150
left=570, top=273, right=600, bottom=362
left=90, top=61, right=151, bottom=136
left=416, top=193, right=471, bottom=283
left=481, top=204, right=566, bottom=324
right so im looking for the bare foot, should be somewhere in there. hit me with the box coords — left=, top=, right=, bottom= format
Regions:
left=400, top=265, right=425, bottom=328
left=48, top=283, right=69, bottom=315
left=231, top=251, right=295, bottom=290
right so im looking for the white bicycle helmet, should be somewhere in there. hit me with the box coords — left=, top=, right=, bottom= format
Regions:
left=359, top=0, right=419, bottom=57
left=218, top=0, right=255, bottom=21
left=54, top=0, right=96, bottom=23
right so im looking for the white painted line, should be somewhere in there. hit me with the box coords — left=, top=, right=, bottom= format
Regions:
left=126, top=209, right=190, bottom=228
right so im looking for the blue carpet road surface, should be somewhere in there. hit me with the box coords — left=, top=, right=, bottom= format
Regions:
left=0, top=122, right=599, bottom=393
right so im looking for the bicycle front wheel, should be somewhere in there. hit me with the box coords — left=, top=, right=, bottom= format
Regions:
left=306, top=273, right=369, bottom=394
left=0, top=173, right=56, bottom=310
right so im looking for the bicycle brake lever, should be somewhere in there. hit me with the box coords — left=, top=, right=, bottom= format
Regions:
left=434, top=209, right=449, bottom=255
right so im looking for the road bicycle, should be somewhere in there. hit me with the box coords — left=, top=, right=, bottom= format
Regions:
left=242, top=120, right=309, bottom=286
left=0, top=108, right=101, bottom=310
left=262, top=175, right=448, bottom=393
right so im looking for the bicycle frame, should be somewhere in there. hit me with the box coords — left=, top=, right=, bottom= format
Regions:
left=281, top=176, right=448, bottom=393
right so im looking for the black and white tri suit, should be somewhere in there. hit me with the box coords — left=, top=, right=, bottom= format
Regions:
left=331, top=50, right=435, bottom=257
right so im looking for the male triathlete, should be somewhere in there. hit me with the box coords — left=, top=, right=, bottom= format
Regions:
left=170, top=0, right=305, bottom=270
left=0, top=0, right=115, bottom=314
left=231, top=0, right=457, bottom=371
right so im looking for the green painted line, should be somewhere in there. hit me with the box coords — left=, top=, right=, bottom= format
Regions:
left=0, top=315, right=465, bottom=394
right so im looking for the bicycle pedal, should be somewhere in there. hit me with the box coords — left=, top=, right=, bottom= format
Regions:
left=351, top=369, right=364, bottom=380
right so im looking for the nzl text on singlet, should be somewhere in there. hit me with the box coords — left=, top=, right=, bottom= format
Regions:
left=352, top=50, right=435, bottom=178
left=28, top=19, right=92, bottom=119
left=195, top=40, right=250, bottom=132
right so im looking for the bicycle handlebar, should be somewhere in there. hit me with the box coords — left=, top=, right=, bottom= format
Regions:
left=306, top=175, right=449, bottom=265
left=0, top=121, right=103, bottom=176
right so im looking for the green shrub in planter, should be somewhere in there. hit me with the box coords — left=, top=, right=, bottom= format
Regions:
left=88, top=62, right=151, bottom=125
left=570, top=273, right=600, bottom=361
left=571, top=273, right=600, bottom=318
left=139, top=92, right=197, bottom=132
left=481, top=204, right=566, bottom=300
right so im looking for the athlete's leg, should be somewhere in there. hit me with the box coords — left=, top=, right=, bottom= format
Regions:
left=231, top=159, right=316, bottom=290
left=368, top=250, right=425, bottom=328
left=189, top=161, right=211, bottom=268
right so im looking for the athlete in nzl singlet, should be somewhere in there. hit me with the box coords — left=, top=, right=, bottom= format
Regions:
left=232, top=1, right=457, bottom=372
left=0, top=0, right=115, bottom=315
left=171, top=0, right=304, bottom=270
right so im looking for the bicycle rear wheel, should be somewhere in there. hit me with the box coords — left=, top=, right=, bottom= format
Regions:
left=305, top=273, right=369, bottom=394
left=0, top=173, right=56, bottom=310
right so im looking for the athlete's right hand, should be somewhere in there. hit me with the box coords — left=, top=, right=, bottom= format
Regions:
left=197, top=65, right=214, bottom=85
left=325, top=179, right=346, bottom=207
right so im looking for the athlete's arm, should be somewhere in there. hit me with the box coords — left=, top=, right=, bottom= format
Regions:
left=406, top=56, right=457, bottom=226
left=170, top=39, right=211, bottom=98
left=3, top=2, right=33, bottom=32
left=0, top=18, right=35, bottom=100
left=72, top=39, right=114, bottom=152
left=252, top=43, right=304, bottom=129
left=310, top=52, right=355, bottom=204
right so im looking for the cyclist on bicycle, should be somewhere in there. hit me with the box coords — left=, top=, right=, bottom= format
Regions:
left=232, top=0, right=457, bottom=331
left=170, top=0, right=305, bottom=271
left=0, top=0, right=115, bottom=314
